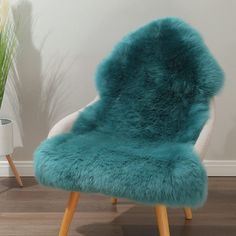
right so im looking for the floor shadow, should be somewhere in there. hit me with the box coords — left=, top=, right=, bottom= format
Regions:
left=76, top=206, right=236, bottom=236
left=0, top=186, right=11, bottom=195
left=0, top=176, right=37, bottom=189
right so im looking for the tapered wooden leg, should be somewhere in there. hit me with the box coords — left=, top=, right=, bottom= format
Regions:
left=183, top=208, right=193, bottom=220
left=111, top=197, right=117, bottom=205
left=59, top=192, right=80, bottom=236
left=155, top=205, right=170, bottom=236
left=5, top=155, right=23, bottom=187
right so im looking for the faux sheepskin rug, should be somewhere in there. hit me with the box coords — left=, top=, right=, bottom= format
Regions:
left=34, top=17, right=224, bottom=207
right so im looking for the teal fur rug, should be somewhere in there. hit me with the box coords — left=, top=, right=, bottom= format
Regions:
left=34, top=17, right=224, bottom=207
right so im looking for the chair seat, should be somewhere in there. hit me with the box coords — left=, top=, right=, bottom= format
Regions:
left=34, top=131, right=207, bottom=207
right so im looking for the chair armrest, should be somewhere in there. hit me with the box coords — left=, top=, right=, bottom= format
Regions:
left=48, top=96, right=99, bottom=138
left=48, top=111, right=80, bottom=138
left=194, top=98, right=216, bottom=159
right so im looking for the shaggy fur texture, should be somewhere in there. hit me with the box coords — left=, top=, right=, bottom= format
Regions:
left=34, top=17, right=224, bottom=207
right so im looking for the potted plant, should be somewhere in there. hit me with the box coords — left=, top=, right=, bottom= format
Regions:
left=0, top=0, right=23, bottom=186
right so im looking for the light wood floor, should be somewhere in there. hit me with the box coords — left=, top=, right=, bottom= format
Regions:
left=0, top=177, right=235, bottom=236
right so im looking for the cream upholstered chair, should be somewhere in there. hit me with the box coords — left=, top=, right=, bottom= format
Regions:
left=35, top=18, right=224, bottom=236
left=47, top=96, right=215, bottom=236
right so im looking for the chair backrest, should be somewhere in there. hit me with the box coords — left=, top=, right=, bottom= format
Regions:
left=73, top=18, right=224, bottom=144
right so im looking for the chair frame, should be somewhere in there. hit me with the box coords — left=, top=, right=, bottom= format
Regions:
left=48, top=97, right=216, bottom=236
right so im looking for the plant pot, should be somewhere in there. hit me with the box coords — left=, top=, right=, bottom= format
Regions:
left=0, top=118, right=13, bottom=156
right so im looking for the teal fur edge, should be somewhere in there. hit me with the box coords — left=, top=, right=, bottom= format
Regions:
left=34, top=17, right=224, bottom=207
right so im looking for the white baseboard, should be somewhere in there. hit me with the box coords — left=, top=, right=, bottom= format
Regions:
left=203, top=160, right=236, bottom=176
left=0, top=161, right=34, bottom=177
left=0, top=160, right=235, bottom=177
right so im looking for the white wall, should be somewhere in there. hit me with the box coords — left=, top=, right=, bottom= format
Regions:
left=2, top=0, right=235, bottom=163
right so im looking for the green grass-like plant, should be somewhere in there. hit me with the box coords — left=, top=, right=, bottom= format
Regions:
left=0, top=7, right=17, bottom=109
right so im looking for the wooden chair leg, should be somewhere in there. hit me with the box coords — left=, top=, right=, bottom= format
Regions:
left=5, top=155, right=23, bottom=187
left=111, top=197, right=117, bottom=205
left=155, top=205, right=170, bottom=236
left=183, top=208, right=193, bottom=220
left=59, top=192, right=80, bottom=236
